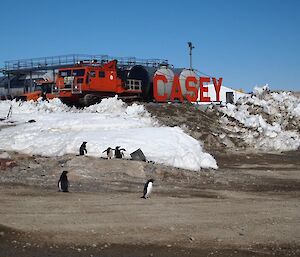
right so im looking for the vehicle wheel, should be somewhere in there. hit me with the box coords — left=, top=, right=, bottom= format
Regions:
left=83, top=94, right=101, bottom=106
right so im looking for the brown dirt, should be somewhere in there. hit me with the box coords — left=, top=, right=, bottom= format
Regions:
left=144, top=102, right=248, bottom=153
left=0, top=102, right=299, bottom=256
left=0, top=151, right=299, bottom=257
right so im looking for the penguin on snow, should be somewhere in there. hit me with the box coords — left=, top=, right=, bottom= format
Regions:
left=58, top=171, right=69, bottom=192
left=102, top=147, right=114, bottom=159
left=79, top=141, right=87, bottom=156
left=114, top=146, right=126, bottom=159
left=141, top=179, right=154, bottom=199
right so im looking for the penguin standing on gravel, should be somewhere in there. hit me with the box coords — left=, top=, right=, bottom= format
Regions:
left=141, top=179, right=154, bottom=199
left=79, top=142, right=87, bottom=156
left=114, top=146, right=126, bottom=159
left=58, top=171, right=69, bottom=192
left=102, top=147, right=114, bottom=159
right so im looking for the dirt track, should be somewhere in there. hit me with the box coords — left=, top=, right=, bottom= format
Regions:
left=0, top=151, right=299, bottom=257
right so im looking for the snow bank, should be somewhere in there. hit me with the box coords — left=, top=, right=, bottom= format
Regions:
left=0, top=97, right=217, bottom=171
left=219, top=86, right=300, bottom=151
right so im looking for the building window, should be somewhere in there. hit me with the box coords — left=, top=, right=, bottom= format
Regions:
left=226, top=92, right=234, bottom=104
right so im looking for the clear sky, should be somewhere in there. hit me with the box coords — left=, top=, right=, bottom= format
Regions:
left=0, top=0, right=299, bottom=92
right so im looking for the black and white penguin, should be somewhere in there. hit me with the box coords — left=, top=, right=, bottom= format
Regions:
left=102, top=147, right=114, bottom=159
left=79, top=141, right=87, bottom=156
left=58, top=171, right=69, bottom=192
left=141, top=179, right=154, bottom=199
left=114, top=146, right=126, bottom=159
left=41, top=91, right=49, bottom=102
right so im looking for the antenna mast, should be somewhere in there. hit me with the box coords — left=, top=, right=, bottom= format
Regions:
left=187, top=42, right=195, bottom=70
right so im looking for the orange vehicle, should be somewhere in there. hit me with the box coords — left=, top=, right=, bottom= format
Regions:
left=16, top=81, right=56, bottom=101
left=56, top=60, right=145, bottom=106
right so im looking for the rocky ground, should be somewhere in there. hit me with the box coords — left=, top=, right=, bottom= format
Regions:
left=0, top=150, right=299, bottom=257
left=144, top=103, right=248, bottom=153
left=0, top=102, right=299, bottom=257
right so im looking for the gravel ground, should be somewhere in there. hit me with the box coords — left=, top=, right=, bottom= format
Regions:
left=0, top=151, right=299, bottom=257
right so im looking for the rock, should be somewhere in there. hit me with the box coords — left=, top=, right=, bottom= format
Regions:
left=0, top=152, right=11, bottom=159
left=189, top=236, right=195, bottom=241
left=222, top=137, right=235, bottom=148
left=0, top=231, right=5, bottom=237
left=166, top=244, right=172, bottom=248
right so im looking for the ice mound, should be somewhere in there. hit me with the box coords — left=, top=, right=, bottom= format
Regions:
left=0, top=97, right=217, bottom=171
left=219, top=85, right=300, bottom=151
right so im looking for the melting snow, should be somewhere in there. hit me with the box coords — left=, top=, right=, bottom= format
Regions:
left=219, top=85, right=300, bottom=151
left=0, top=96, right=217, bottom=171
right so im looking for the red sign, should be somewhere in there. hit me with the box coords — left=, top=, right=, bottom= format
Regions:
left=153, top=75, right=223, bottom=103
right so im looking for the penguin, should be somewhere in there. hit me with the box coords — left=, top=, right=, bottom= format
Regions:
left=58, top=171, right=69, bottom=192
left=141, top=179, right=154, bottom=199
left=102, top=147, right=114, bottom=159
left=41, top=91, right=49, bottom=102
left=114, top=146, right=126, bottom=159
left=79, top=142, right=87, bottom=156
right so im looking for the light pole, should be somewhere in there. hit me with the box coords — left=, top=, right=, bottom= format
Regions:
left=188, top=42, right=195, bottom=70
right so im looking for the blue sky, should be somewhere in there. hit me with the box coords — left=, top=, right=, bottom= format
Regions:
left=0, top=0, right=299, bottom=92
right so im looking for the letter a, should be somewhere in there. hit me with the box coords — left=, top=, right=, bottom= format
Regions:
left=170, top=75, right=184, bottom=102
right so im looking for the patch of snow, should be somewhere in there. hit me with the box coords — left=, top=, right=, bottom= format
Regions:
left=253, top=84, right=270, bottom=97
left=0, top=152, right=11, bottom=159
left=0, top=97, right=217, bottom=171
left=292, top=103, right=300, bottom=118
left=219, top=85, right=300, bottom=151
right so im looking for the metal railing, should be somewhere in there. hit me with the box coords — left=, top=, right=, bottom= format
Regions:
left=55, top=79, right=82, bottom=94
left=3, top=54, right=169, bottom=72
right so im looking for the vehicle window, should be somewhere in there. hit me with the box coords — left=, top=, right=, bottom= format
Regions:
left=59, top=70, right=71, bottom=77
left=77, top=78, right=84, bottom=83
left=99, top=71, right=105, bottom=78
left=72, top=69, right=85, bottom=76
left=90, top=71, right=96, bottom=77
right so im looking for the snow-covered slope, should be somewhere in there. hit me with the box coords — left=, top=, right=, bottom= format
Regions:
left=219, top=85, right=300, bottom=151
left=0, top=96, right=217, bottom=171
